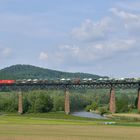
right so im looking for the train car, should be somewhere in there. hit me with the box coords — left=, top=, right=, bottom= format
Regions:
left=0, top=80, right=15, bottom=84
left=82, top=78, right=93, bottom=83
left=72, top=78, right=81, bottom=84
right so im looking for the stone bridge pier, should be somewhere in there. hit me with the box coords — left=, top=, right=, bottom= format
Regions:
left=64, top=88, right=70, bottom=115
left=137, top=88, right=140, bottom=111
left=18, top=91, right=23, bottom=114
left=109, top=87, right=116, bottom=113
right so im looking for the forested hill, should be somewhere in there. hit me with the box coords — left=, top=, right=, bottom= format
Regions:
left=0, top=64, right=104, bottom=80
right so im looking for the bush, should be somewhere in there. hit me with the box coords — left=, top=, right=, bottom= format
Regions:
left=27, top=92, right=53, bottom=113
left=85, top=102, right=98, bottom=112
left=85, top=105, right=91, bottom=112
left=90, top=102, right=98, bottom=110
left=0, top=93, right=18, bottom=112
left=116, top=94, right=130, bottom=113
left=53, top=96, right=64, bottom=111
left=23, top=96, right=30, bottom=113
left=98, top=106, right=108, bottom=116
left=23, top=91, right=53, bottom=113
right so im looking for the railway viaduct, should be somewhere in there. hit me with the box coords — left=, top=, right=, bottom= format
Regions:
left=0, top=81, right=140, bottom=114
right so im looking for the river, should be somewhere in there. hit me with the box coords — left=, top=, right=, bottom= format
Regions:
left=72, top=111, right=107, bottom=119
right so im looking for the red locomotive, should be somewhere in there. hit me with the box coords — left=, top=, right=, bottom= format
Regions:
left=0, top=80, right=15, bottom=84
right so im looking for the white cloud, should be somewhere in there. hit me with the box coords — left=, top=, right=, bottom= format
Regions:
left=2, top=47, right=11, bottom=56
left=0, top=47, right=12, bottom=58
left=59, top=44, right=80, bottom=55
left=71, top=17, right=113, bottom=41
left=110, top=8, right=138, bottom=20
left=0, top=47, right=12, bottom=64
left=110, top=8, right=140, bottom=36
left=69, top=10, right=137, bottom=63
left=51, top=9, right=138, bottom=67
left=39, top=52, right=48, bottom=61
left=54, top=39, right=136, bottom=66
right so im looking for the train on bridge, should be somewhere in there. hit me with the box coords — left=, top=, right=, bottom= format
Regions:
left=0, top=77, right=140, bottom=85
left=0, top=78, right=140, bottom=115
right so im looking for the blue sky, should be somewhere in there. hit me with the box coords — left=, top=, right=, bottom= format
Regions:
left=0, top=0, right=140, bottom=77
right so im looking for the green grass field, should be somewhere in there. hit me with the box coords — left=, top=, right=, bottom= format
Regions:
left=0, top=112, right=140, bottom=140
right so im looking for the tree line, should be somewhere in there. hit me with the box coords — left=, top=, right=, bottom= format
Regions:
left=0, top=89, right=138, bottom=114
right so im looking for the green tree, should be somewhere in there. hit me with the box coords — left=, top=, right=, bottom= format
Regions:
left=26, top=91, right=53, bottom=113
left=98, top=106, right=108, bottom=116
left=85, top=101, right=98, bottom=112
left=90, top=102, right=98, bottom=110
left=23, top=96, right=30, bottom=113
left=53, top=96, right=64, bottom=111
left=70, top=94, right=90, bottom=111
left=116, top=94, right=130, bottom=113
left=0, top=93, right=18, bottom=112
left=34, top=94, right=53, bottom=113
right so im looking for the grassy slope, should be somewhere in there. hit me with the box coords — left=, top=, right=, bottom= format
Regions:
left=0, top=113, right=140, bottom=140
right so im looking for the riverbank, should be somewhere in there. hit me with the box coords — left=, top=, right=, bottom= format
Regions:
left=107, top=113, right=140, bottom=121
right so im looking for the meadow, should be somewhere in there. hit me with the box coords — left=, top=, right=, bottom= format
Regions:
left=0, top=113, right=140, bottom=140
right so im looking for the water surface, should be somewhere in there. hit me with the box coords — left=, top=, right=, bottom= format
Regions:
left=72, top=111, right=107, bottom=119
